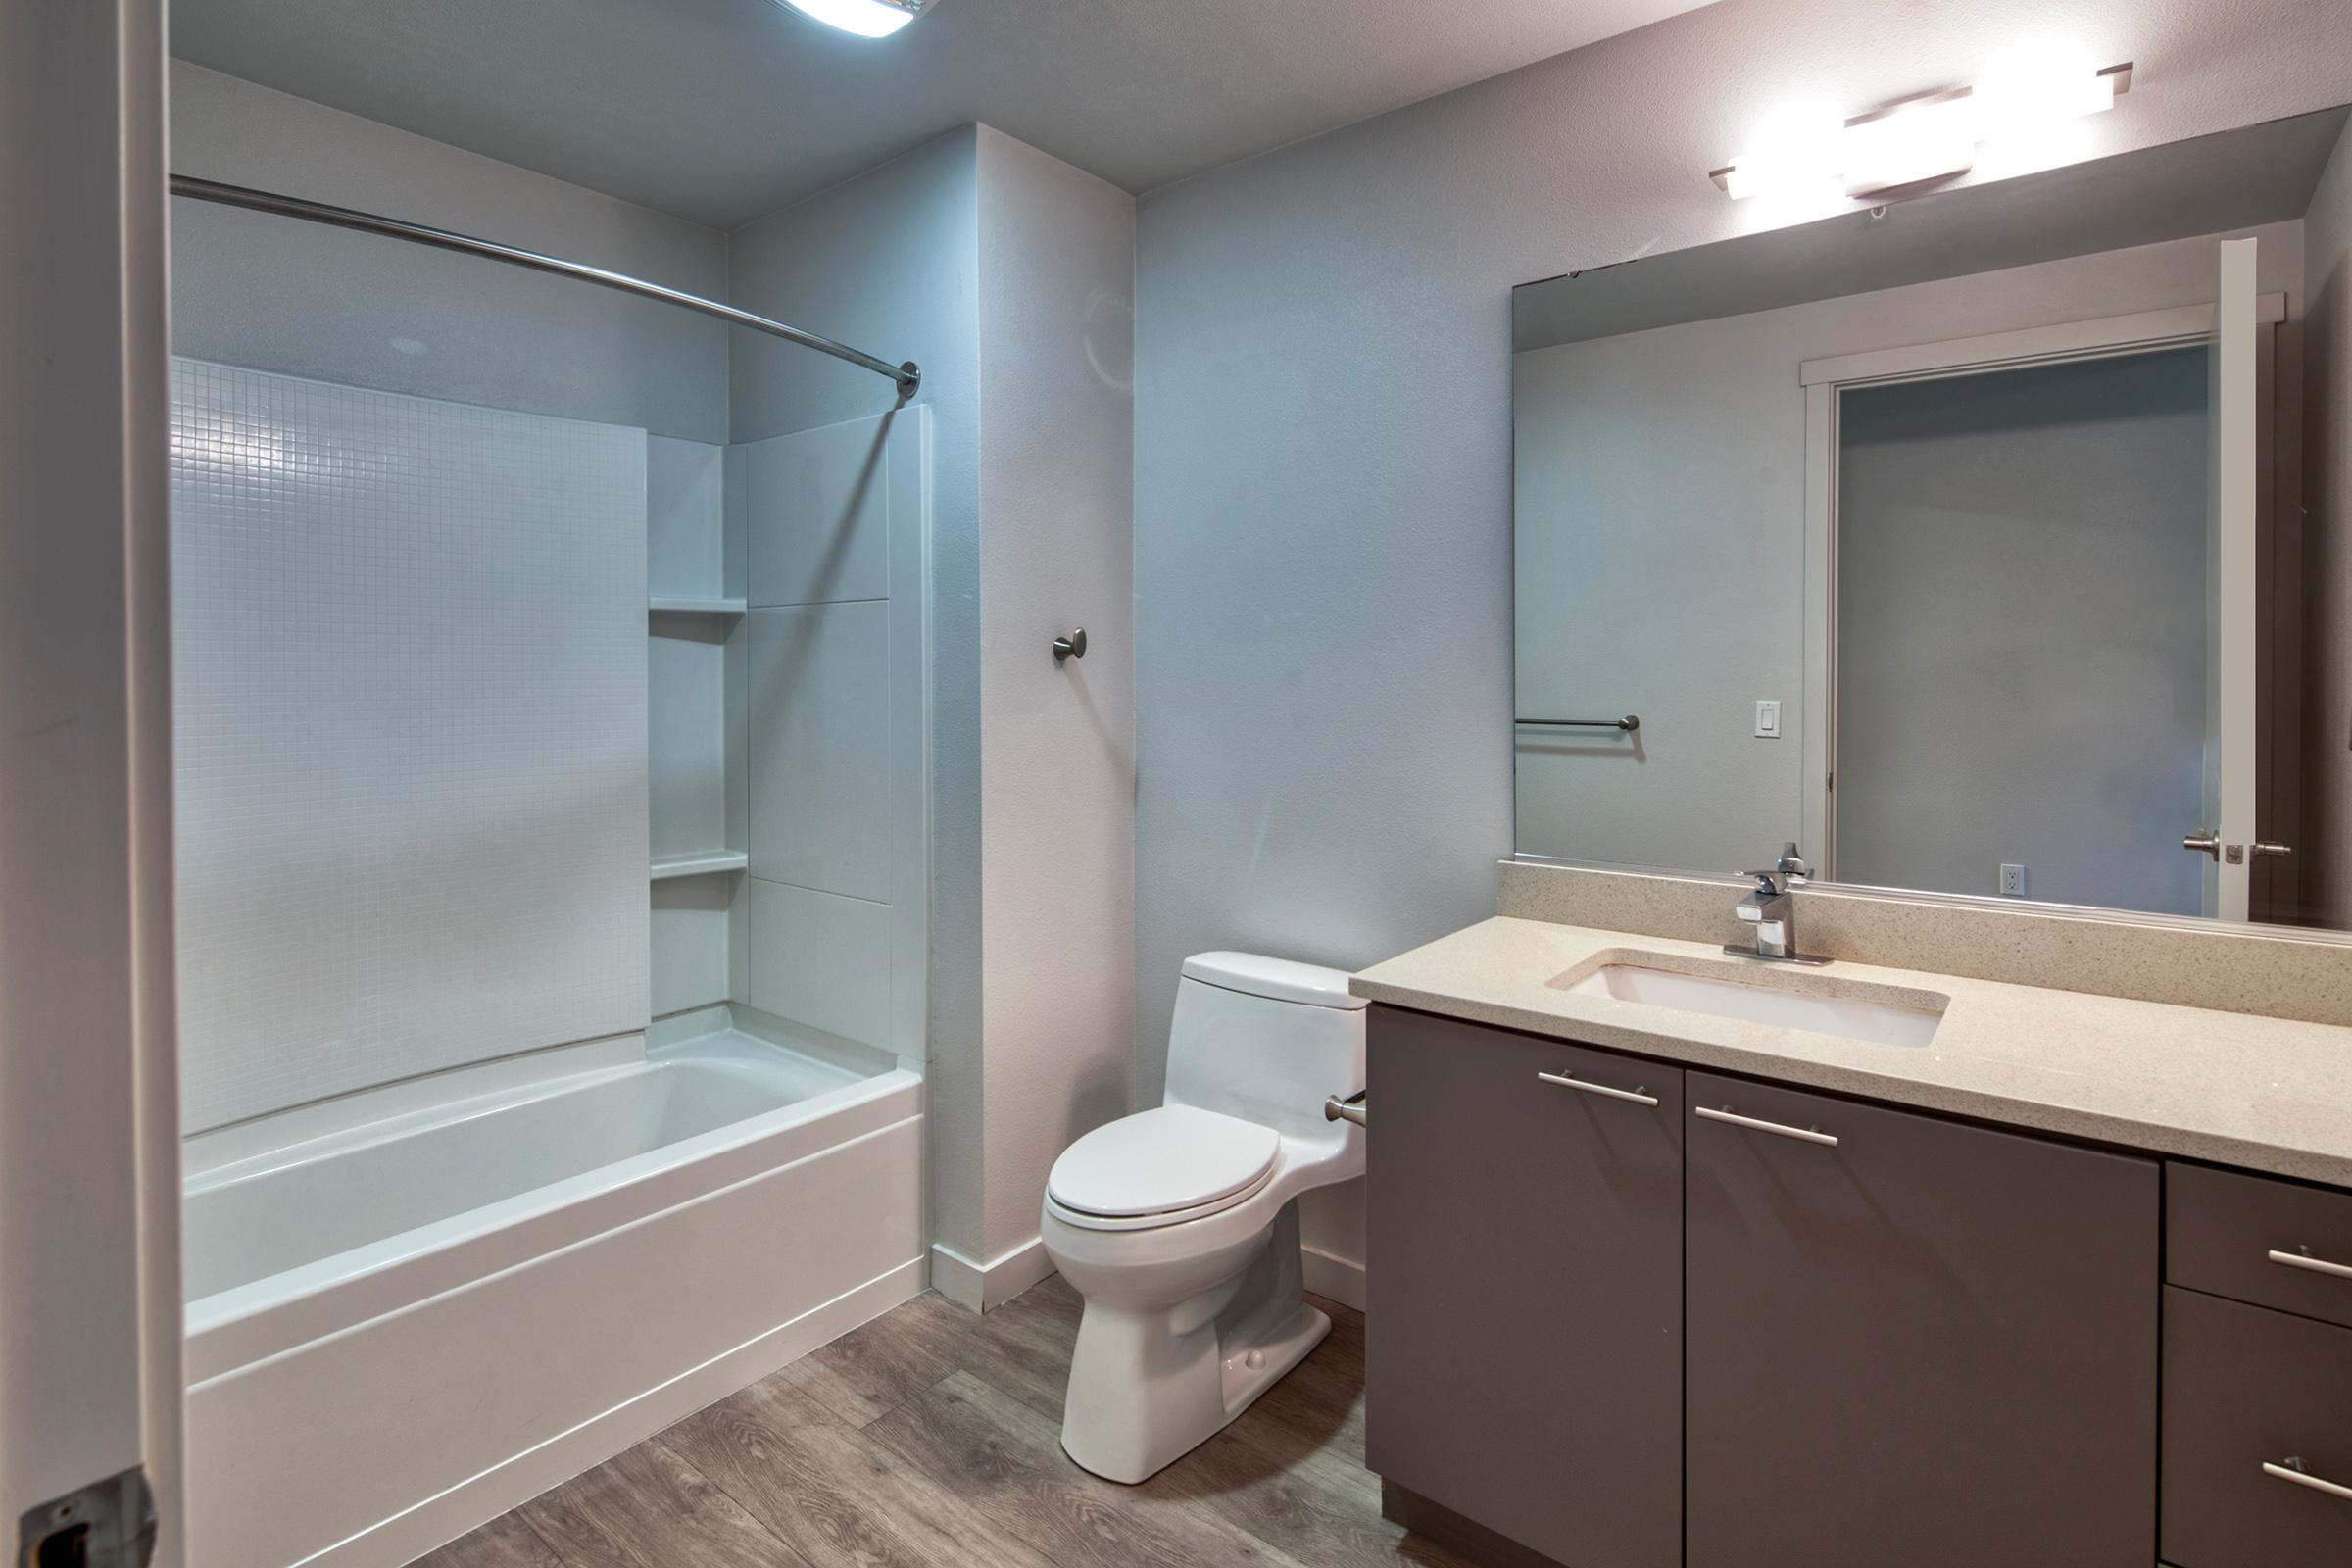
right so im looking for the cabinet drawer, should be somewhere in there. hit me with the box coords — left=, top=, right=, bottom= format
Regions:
left=2162, top=1287, right=2352, bottom=1568
left=2170, top=1163, right=2352, bottom=1330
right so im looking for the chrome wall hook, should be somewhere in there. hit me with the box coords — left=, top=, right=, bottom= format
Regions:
left=1053, top=628, right=1088, bottom=662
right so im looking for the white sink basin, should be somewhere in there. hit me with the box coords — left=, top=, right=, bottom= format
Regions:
left=1560, top=956, right=1945, bottom=1048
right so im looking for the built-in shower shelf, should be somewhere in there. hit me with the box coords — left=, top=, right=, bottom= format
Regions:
left=648, top=597, right=747, bottom=617
left=650, top=850, right=749, bottom=880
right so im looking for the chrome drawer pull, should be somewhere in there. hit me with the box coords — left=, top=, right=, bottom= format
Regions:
left=1694, top=1105, right=1838, bottom=1147
left=2268, top=1247, right=2352, bottom=1281
left=1537, top=1071, right=1658, bottom=1107
left=2264, top=1458, right=2352, bottom=1502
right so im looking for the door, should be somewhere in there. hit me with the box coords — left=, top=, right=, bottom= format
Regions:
left=2197, top=234, right=2263, bottom=918
left=1366, top=1010, right=1683, bottom=1568
left=1683, top=1073, right=2157, bottom=1568
left=0, top=0, right=184, bottom=1563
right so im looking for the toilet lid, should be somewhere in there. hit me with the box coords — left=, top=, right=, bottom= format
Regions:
left=1047, top=1105, right=1281, bottom=1218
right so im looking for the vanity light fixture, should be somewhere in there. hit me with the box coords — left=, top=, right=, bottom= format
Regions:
left=1711, top=60, right=2133, bottom=200
left=772, top=0, right=933, bottom=38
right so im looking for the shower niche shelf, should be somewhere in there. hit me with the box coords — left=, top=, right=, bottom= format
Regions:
left=651, top=850, right=749, bottom=881
left=649, top=596, right=747, bottom=619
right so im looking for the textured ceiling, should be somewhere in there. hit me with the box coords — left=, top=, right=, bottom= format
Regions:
left=168, top=0, right=1718, bottom=228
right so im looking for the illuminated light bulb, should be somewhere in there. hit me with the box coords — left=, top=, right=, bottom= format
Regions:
left=1839, top=93, right=1979, bottom=196
left=773, top=0, right=927, bottom=39
left=1711, top=58, right=2131, bottom=200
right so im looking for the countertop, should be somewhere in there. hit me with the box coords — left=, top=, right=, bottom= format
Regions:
left=1351, top=916, right=2352, bottom=1188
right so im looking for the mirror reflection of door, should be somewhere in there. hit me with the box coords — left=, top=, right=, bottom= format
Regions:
left=1821, top=239, right=2282, bottom=921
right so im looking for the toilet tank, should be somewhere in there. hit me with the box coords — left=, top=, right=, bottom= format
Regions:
left=1162, top=953, right=1367, bottom=1141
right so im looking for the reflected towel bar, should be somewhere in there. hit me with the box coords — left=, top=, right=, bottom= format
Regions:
left=169, top=174, right=921, bottom=398
left=1518, top=715, right=1641, bottom=732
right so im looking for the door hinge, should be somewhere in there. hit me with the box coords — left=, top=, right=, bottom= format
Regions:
left=17, top=1468, right=153, bottom=1568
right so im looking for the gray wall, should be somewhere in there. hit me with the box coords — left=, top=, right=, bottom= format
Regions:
left=2307, top=119, right=2352, bottom=927
left=973, top=127, right=1137, bottom=1265
left=169, top=62, right=729, bottom=443
left=1135, top=0, right=2352, bottom=1285
left=1836, top=351, right=2210, bottom=913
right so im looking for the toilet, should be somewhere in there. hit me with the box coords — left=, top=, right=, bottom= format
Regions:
left=1041, top=951, right=1367, bottom=1484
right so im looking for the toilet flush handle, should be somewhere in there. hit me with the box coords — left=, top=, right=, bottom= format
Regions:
left=1324, top=1091, right=1367, bottom=1129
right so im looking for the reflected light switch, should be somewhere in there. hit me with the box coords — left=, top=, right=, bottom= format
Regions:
left=1754, top=699, right=1783, bottom=739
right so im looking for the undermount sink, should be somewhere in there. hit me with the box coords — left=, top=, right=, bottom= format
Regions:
left=1556, top=952, right=1946, bottom=1048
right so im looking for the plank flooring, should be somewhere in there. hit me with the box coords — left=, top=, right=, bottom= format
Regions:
left=416, top=1276, right=1475, bottom=1568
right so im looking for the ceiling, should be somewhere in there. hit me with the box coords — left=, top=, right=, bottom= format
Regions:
left=168, top=0, right=1718, bottom=229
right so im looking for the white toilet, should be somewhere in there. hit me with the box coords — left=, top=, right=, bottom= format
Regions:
left=1041, top=951, right=1367, bottom=1483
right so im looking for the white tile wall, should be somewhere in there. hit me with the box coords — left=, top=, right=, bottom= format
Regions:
left=649, top=624, right=729, bottom=860
left=647, top=435, right=736, bottom=1017
left=746, top=602, right=891, bottom=901
left=171, top=360, right=650, bottom=1130
left=650, top=877, right=733, bottom=1018
left=647, top=436, right=726, bottom=601
left=745, top=879, right=891, bottom=1045
left=745, top=417, right=890, bottom=607
left=739, top=410, right=922, bottom=1055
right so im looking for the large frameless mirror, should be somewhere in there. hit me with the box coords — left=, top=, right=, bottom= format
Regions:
left=1512, top=103, right=2352, bottom=930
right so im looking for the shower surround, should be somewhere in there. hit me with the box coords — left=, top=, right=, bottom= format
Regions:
left=169, top=362, right=931, bottom=1568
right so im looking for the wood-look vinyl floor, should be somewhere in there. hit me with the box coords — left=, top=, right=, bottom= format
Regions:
left=414, top=1276, right=1475, bottom=1568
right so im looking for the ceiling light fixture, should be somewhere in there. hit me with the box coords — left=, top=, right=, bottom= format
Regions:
left=773, top=0, right=933, bottom=39
left=1711, top=60, right=2132, bottom=201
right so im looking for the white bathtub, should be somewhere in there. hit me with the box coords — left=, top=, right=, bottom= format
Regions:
left=181, top=1016, right=924, bottom=1568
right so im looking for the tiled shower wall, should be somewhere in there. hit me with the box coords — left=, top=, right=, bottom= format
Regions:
left=645, top=410, right=927, bottom=1069
left=170, top=360, right=650, bottom=1131
left=739, top=410, right=928, bottom=1061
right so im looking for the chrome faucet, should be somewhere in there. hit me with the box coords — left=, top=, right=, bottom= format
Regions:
left=1725, top=844, right=1826, bottom=965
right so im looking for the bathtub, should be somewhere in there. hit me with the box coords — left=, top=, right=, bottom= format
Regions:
left=181, top=1012, right=923, bottom=1568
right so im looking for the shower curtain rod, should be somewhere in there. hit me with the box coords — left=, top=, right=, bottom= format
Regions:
left=169, top=174, right=922, bottom=398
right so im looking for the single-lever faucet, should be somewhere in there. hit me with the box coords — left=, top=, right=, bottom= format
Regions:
left=1725, top=844, right=1826, bottom=965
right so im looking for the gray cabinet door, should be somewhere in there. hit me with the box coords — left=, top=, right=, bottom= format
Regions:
left=1684, top=1072, right=2158, bottom=1568
left=1365, top=1006, right=1683, bottom=1568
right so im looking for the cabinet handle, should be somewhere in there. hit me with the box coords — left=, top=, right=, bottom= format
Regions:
left=2268, top=1248, right=2352, bottom=1281
left=2264, top=1458, right=2352, bottom=1502
left=1694, top=1105, right=1838, bottom=1147
left=1537, top=1071, right=1658, bottom=1106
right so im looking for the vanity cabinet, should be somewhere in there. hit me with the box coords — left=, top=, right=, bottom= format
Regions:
left=1366, top=1007, right=1685, bottom=1568
left=1366, top=1006, right=2164, bottom=1568
left=1683, top=1071, right=2159, bottom=1568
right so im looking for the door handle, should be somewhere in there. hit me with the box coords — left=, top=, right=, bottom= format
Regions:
left=2183, top=830, right=2221, bottom=859
left=2251, top=842, right=2293, bottom=858
left=1694, top=1105, right=1838, bottom=1147
left=1537, top=1071, right=1658, bottom=1107
left=2264, top=1457, right=2352, bottom=1502
left=2268, top=1247, right=2352, bottom=1281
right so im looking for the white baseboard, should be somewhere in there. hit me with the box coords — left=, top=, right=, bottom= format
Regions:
left=934, top=1235, right=1361, bottom=1315
left=298, top=1257, right=923, bottom=1568
left=931, top=1235, right=1056, bottom=1313
left=1301, top=1244, right=1365, bottom=1311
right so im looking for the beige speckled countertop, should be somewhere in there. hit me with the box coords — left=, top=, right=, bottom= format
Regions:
left=1352, top=916, right=2352, bottom=1188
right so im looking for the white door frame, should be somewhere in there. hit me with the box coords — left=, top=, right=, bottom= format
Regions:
left=1796, top=294, right=2285, bottom=879
left=0, top=0, right=183, bottom=1562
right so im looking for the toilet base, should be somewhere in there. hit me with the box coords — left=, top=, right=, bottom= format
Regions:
left=1057, top=1200, right=1330, bottom=1485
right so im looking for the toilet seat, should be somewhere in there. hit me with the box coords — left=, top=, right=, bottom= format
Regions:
left=1046, top=1105, right=1280, bottom=1229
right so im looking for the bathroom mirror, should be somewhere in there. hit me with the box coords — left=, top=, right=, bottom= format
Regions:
left=1512, top=102, right=2352, bottom=931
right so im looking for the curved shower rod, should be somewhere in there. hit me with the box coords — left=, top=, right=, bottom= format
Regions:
left=169, top=174, right=922, bottom=399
